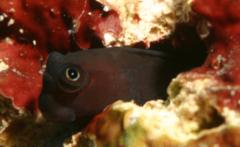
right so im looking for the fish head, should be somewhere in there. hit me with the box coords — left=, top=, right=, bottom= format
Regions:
left=39, top=51, right=124, bottom=123
left=39, top=52, right=90, bottom=122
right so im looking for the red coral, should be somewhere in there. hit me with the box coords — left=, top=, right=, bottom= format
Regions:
left=0, top=40, right=46, bottom=111
left=0, top=0, right=122, bottom=50
left=192, top=0, right=240, bottom=111
left=0, top=0, right=92, bottom=51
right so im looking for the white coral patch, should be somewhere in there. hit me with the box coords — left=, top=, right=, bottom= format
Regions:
left=97, top=0, right=193, bottom=47
left=0, top=60, right=9, bottom=72
left=222, top=107, right=240, bottom=126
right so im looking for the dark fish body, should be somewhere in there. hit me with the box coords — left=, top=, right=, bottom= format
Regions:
left=39, top=47, right=176, bottom=122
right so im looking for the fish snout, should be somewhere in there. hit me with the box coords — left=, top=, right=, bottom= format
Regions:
left=43, top=52, right=65, bottom=92
left=46, top=52, right=65, bottom=74
left=47, top=52, right=64, bottom=65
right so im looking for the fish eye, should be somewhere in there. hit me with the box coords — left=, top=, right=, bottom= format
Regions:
left=65, top=67, right=80, bottom=82
left=57, top=65, right=88, bottom=93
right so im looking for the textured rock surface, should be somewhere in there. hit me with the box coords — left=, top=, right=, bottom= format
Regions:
left=63, top=73, right=240, bottom=147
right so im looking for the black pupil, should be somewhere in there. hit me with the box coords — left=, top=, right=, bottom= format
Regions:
left=68, top=68, right=78, bottom=79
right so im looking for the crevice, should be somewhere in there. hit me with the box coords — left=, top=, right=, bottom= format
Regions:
left=198, top=106, right=225, bottom=131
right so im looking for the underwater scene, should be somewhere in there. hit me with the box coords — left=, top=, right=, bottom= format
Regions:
left=0, top=0, right=240, bottom=146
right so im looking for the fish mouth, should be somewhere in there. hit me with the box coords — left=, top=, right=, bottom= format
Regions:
left=39, top=93, right=76, bottom=122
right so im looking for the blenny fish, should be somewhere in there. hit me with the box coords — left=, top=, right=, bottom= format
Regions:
left=39, top=48, right=178, bottom=122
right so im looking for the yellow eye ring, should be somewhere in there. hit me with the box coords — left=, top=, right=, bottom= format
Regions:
left=65, top=67, right=80, bottom=82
